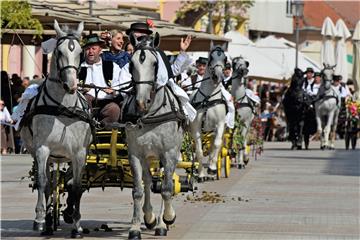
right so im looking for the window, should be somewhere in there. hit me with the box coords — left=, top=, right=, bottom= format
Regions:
left=286, top=0, right=293, bottom=17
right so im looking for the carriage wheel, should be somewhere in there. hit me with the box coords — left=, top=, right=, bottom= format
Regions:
left=224, top=156, right=231, bottom=178
left=216, top=155, right=222, bottom=180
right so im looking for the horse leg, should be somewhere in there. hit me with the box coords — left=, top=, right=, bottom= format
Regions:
left=315, top=113, right=324, bottom=149
left=329, top=110, right=340, bottom=149
left=70, top=150, right=86, bottom=238
left=128, top=154, right=143, bottom=240
left=297, top=120, right=304, bottom=150
left=190, top=114, right=206, bottom=178
left=35, top=146, right=53, bottom=235
left=192, top=131, right=205, bottom=178
left=324, top=111, right=335, bottom=149
left=208, top=124, right=225, bottom=175
left=32, top=154, right=45, bottom=232
left=158, top=152, right=177, bottom=234
left=142, top=168, right=156, bottom=230
left=238, top=125, right=248, bottom=169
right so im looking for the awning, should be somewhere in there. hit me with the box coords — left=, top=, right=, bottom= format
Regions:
left=1, top=0, right=230, bottom=51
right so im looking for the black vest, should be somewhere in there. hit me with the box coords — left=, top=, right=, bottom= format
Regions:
left=78, top=60, right=114, bottom=86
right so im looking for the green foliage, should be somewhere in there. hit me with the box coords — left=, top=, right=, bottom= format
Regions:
left=1, top=0, right=43, bottom=37
left=232, top=115, right=246, bottom=153
left=181, top=132, right=195, bottom=162
left=176, top=0, right=254, bottom=21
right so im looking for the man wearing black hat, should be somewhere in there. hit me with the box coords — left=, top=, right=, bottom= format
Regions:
left=79, top=34, right=122, bottom=128
left=303, top=67, right=314, bottom=91
left=116, top=21, right=197, bottom=121
left=180, top=57, right=208, bottom=95
left=306, top=72, right=322, bottom=96
left=333, top=75, right=351, bottom=98
left=222, top=62, right=232, bottom=90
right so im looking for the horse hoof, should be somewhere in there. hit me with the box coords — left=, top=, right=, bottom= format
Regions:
left=63, top=208, right=74, bottom=224
left=238, top=164, right=245, bottom=169
left=144, top=216, right=156, bottom=230
left=297, top=146, right=302, bottom=150
left=41, top=228, right=54, bottom=236
left=33, top=221, right=44, bottom=231
left=71, top=229, right=83, bottom=239
left=320, top=146, right=325, bottom=150
left=155, top=228, right=167, bottom=236
left=128, top=230, right=141, bottom=240
left=207, top=168, right=217, bottom=176
left=163, top=215, right=176, bottom=226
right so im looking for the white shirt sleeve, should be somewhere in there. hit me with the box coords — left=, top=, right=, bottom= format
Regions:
left=115, top=63, right=132, bottom=90
left=171, top=52, right=190, bottom=77
left=111, top=62, right=121, bottom=89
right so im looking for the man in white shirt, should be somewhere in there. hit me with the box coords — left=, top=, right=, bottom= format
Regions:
left=180, top=57, right=207, bottom=95
left=302, top=67, right=314, bottom=90
left=222, top=62, right=232, bottom=90
left=79, top=34, right=121, bottom=128
left=332, top=75, right=351, bottom=99
left=115, top=22, right=197, bottom=121
left=307, top=72, right=322, bottom=96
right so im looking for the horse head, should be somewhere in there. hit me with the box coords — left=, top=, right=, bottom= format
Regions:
left=232, top=56, right=249, bottom=85
left=289, top=68, right=304, bottom=90
left=321, top=63, right=336, bottom=90
left=129, top=32, right=160, bottom=113
left=52, top=20, right=83, bottom=94
left=207, top=45, right=227, bottom=85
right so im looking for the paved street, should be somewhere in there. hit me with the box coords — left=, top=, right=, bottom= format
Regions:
left=1, top=140, right=359, bottom=239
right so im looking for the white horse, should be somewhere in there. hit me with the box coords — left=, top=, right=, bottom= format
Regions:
left=231, top=56, right=257, bottom=168
left=314, top=64, right=341, bottom=149
left=189, top=45, right=228, bottom=178
left=20, top=20, right=92, bottom=238
left=125, top=33, right=185, bottom=239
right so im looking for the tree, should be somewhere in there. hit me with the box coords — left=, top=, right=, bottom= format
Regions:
left=1, top=0, right=43, bottom=37
left=176, top=0, right=253, bottom=34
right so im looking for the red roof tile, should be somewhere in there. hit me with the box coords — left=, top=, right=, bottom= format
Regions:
left=302, top=0, right=359, bottom=30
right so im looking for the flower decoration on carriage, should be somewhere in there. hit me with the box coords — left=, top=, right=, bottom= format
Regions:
left=346, top=99, right=360, bottom=119
left=146, top=19, right=155, bottom=29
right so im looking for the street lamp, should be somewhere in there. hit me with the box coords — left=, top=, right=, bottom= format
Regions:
left=207, top=0, right=216, bottom=34
left=292, top=0, right=304, bottom=69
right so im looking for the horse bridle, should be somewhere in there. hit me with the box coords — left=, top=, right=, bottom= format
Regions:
left=208, top=46, right=227, bottom=76
left=54, top=34, right=81, bottom=79
left=130, top=45, right=159, bottom=90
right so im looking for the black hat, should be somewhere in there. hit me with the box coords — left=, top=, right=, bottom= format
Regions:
left=82, top=34, right=106, bottom=49
left=196, top=57, right=208, bottom=65
left=333, top=75, right=342, bottom=81
left=314, top=72, right=321, bottom=77
left=305, top=67, right=314, bottom=73
left=126, top=22, right=153, bottom=35
left=225, top=62, right=232, bottom=69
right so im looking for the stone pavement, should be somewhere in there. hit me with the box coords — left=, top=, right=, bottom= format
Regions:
left=1, top=140, right=359, bottom=239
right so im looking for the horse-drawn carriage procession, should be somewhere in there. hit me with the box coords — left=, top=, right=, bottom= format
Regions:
left=12, top=20, right=265, bottom=239
left=12, top=19, right=359, bottom=239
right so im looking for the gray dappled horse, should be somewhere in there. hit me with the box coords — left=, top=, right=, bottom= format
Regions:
left=314, top=64, right=341, bottom=149
left=231, top=56, right=255, bottom=168
left=125, top=33, right=185, bottom=239
left=189, top=45, right=227, bottom=178
left=20, top=21, right=92, bottom=238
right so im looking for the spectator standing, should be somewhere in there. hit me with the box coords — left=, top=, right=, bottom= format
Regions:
left=0, top=99, right=15, bottom=154
left=1, top=71, right=13, bottom=113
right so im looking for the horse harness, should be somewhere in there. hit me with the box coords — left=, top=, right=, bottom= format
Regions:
left=22, top=80, right=95, bottom=135
left=235, top=94, right=257, bottom=115
left=127, top=44, right=185, bottom=127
